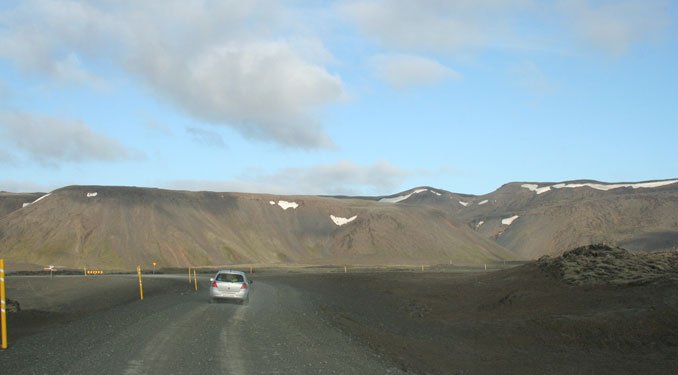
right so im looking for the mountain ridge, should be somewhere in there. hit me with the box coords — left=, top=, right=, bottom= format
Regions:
left=1, top=178, right=676, bottom=270
left=0, top=185, right=512, bottom=270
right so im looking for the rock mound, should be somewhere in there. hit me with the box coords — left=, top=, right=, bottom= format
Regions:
left=537, top=244, right=678, bottom=285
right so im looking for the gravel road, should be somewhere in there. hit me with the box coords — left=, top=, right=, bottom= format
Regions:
left=3, top=267, right=678, bottom=374
left=1, top=275, right=403, bottom=374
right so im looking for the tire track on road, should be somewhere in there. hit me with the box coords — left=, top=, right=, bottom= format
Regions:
left=230, top=280, right=404, bottom=374
left=219, top=303, right=247, bottom=375
left=123, top=303, right=210, bottom=375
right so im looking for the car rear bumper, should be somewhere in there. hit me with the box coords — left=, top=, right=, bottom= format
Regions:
left=210, top=288, right=248, bottom=300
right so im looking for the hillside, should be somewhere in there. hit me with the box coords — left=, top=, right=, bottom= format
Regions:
left=0, top=192, right=45, bottom=218
left=381, top=180, right=678, bottom=259
left=2, top=179, right=676, bottom=270
left=0, top=186, right=511, bottom=270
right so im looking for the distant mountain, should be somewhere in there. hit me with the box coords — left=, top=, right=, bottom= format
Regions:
left=2, top=179, right=675, bottom=270
left=379, top=179, right=678, bottom=259
left=0, top=185, right=511, bottom=270
left=0, top=192, right=46, bottom=218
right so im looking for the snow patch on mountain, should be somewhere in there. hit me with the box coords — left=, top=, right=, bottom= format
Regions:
left=522, top=180, right=678, bottom=194
left=379, top=188, right=429, bottom=203
left=330, top=214, right=357, bottom=226
left=459, top=201, right=469, bottom=207
left=478, top=200, right=488, bottom=205
left=23, top=193, right=51, bottom=208
left=87, top=192, right=98, bottom=198
left=476, top=220, right=484, bottom=229
left=521, top=184, right=552, bottom=194
left=276, top=201, right=298, bottom=210
left=502, top=215, right=519, bottom=225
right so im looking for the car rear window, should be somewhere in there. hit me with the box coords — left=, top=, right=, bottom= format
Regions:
left=216, top=273, right=244, bottom=283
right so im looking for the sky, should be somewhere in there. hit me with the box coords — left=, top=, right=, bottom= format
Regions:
left=0, top=0, right=676, bottom=196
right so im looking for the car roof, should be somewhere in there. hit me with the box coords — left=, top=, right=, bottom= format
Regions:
left=216, top=270, right=246, bottom=276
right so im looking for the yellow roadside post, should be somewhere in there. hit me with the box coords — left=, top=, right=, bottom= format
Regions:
left=137, top=265, right=144, bottom=300
left=193, top=269, right=198, bottom=291
left=1, top=259, right=8, bottom=349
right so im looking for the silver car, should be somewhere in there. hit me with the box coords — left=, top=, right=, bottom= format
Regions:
left=209, top=270, right=251, bottom=304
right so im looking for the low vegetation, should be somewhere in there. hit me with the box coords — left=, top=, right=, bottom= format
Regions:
left=537, top=244, right=678, bottom=285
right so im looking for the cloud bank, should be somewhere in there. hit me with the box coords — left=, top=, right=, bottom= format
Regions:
left=559, top=0, right=670, bottom=55
left=0, top=0, right=345, bottom=148
left=169, top=160, right=409, bottom=196
left=0, top=112, right=137, bottom=165
left=341, top=0, right=670, bottom=55
left=186, top=127, right=226, bottom=148
left=369, top=54, right=459, bottom=89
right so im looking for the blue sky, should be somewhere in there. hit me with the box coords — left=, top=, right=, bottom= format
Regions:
left=0, top=0, right=676, bottom=196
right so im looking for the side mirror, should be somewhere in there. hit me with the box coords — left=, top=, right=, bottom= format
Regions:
left=210, top=278, right=214, bottom=282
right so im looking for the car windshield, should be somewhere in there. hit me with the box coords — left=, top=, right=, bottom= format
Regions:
left=216, top=273, right=243, bottom=283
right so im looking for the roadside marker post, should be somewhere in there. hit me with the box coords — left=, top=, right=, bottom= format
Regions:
left=193, top=269, right=198, bottom=291
left=344, top=266, right=347, bottom=273
left=1, top=259, right=8, bottom=349
left=137, top=265, right=144, bottom=301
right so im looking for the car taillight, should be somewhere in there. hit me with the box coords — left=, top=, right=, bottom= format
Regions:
left=240, top=282, right=248, bottom=290
left=211, top=281, right=217, bottom=288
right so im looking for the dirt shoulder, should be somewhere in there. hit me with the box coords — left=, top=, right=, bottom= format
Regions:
left=4, top=275, right=191, bottom=341
left=269, top=265, right=678, bottom=374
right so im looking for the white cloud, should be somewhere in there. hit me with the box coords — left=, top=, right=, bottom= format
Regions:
left=168, top=160, right=410, bottom=195
left=340, top=0, right=670, bottom=56
left=0, top=0, right=345, bottom=148
left=341, top=0, right=530, bottom=53
left=143, top=120, right=173, bottom=136
left=186, top=127, right=226, bottom=148
left=510, top=61, right=554, bottom=97
left=369, top=54, right=459, bottom=89
left=0, top=112, right=139, bottom=164
left=0, top=80, right=10, bottom=102
left=558, top=0, right=670, bottom=55
left=140, top=41, right=342, bottom=148
left=51, top=52, right=104, bottom=87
